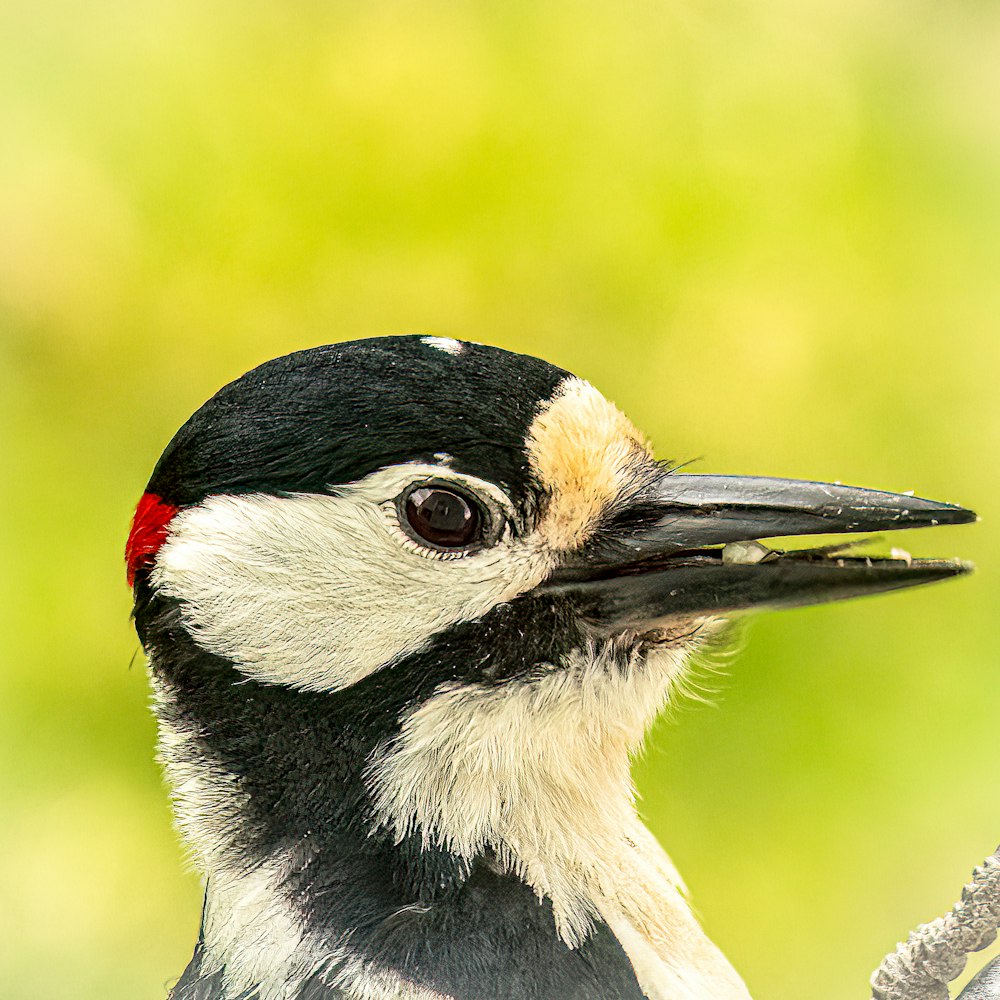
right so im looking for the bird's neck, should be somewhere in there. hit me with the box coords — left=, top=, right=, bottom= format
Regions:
left=142, top=596, right=749, bottom=1000
left=366, top=646, right=688, bottom=945
left=361, top=645, right=752, bottom=1000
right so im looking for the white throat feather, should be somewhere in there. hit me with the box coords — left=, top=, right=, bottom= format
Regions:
left=366, top=639, right=752, bottom=1000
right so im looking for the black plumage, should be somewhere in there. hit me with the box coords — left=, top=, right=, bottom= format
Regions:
left=146, top=337, right=568, bottom=510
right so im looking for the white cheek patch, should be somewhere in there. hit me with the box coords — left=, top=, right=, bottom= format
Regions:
left=151, top=466, right=552, bottom=692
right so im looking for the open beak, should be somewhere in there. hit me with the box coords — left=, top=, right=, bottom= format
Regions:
left=540, top=474, right=976, bottom=635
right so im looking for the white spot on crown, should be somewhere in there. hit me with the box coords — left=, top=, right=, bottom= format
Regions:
left=421, top=336, right=464, bottom=356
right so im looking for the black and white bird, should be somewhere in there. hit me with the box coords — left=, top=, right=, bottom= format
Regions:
left=126, top=335, right=974, bottom=1000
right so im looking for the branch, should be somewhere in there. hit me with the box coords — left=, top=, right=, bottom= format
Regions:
left=871, top=847, right=1000, bottom=1000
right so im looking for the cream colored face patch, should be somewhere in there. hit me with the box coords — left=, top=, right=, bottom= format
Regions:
left=526, top=378, right=654, bottom=551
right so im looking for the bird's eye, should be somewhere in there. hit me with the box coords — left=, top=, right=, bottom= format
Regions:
left=401, top=485, right=484, bottom=550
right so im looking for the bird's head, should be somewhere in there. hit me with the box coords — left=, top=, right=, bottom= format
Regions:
left=126, top=336, right=974, bottom=996
left=129, top=333, right=972, bottom=691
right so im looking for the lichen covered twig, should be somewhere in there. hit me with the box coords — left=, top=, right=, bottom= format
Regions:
left=871, top=847, right=1000, bottom=1000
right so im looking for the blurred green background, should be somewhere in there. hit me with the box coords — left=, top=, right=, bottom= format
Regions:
left=1, top=1, right=997, bottom=998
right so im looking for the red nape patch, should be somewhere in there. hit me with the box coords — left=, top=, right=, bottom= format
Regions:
left=125, top=493, right=179, bottom=587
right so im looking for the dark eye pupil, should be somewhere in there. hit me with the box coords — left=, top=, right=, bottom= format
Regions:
left=405, top=488, right=481, bottom=548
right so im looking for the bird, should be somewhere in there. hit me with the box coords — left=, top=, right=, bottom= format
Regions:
left=126, top=335, right=975, bottom=1000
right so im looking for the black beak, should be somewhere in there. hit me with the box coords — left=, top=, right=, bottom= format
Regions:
left=540, top=474, right=976, bottom=635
